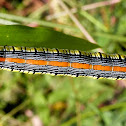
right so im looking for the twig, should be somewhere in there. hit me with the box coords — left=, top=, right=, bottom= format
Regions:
left=46, top=0, right=121, bottom=20
left=56, top=0, right=97, bottom=44
left=82, top=0, right=121, bottom=10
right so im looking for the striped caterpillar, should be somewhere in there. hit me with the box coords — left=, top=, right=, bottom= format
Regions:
left=0, top=46, right=126, bottom=79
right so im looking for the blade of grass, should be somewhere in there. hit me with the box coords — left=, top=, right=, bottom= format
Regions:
left=0, top=19, right=19, bottom=25
left=93, top=32, right=126, bottom=42
left=0, top=13, right=79, bottom=32
left=0, top=25, right=99, bottom=51
left=80, top=11, right=108, bottom=32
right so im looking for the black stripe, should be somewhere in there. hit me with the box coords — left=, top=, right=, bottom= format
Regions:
left=79, top=51, right=82, bottom=58
left=12, top=46, right=15, bottom=54
left=56, top=49, right=59, bottom=55
left=118, top=54, right=122, bottom=62
left=99, top=52, right=103, bottom=61
left=34, top=48, right=37, bottom=54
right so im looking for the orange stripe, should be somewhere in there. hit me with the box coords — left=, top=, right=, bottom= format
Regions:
left=0, top=57, right=126, bottom=72
left=113, top=66, right=120, bottom=72
left=71, top=63, right=92, bottom=69
left=48, top=61, right=68, bottom=67
left=6, top=58, right=25, bottom=63
left=121, top=67, right=126, bottom=72
left=0, top=57, right=5, bottom=62
left=93, top=65, right=112, bottom=71
left=113, top=66, right=126, bottom=72
left=26, top=59, right=47, bottom=65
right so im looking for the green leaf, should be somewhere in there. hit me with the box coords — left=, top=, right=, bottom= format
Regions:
left=0, top=25, right=99, bottom=51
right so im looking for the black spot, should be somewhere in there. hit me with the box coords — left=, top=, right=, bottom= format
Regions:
left=118, top=54, right=122, bottom=61
left=79, top=51, right=82, bottom=58
left=124, top=57, right=126, bottom=63
left=85, top=74, right=88, bottom=76
left=76, top=73, right=79, bottom=77
left=34, top=48, right=37, bottom=54
left=43, top=48, right=45, bottom=53
left=12, top=46, right=15, bottom=54
left=116, top=76, right=120, bottom=80
left=46, top=48, right=48, bottom=53
left=4, top=45, right=6, bottom=50
left=56, top=49, right=59, bottom=55
left=21, top=47, right=23, bottom=52
left=108, top=55, right=112, bottom=63
left=11, top=68, right=14, bottom=71
left=11, top=66, right=14, bottom=71
left=25, top=47, right=26, bottom=52
left=82, top=72, right=85, bottom=76
left=97, top=74, right=100, bottom=79
left=99, top=52, right=103, bottom=61
left=33, top=69, right=35, bottom=74
left=55, top=73, right=57, bottom=76
left=65, top=50, right=69, bottom=55
left=49, top=72, right=53, bottom=74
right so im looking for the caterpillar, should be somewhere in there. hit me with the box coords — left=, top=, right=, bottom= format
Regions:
left=0, top=46, right=126, bottom=79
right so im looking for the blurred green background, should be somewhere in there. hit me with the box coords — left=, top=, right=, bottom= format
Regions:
left=0, top=0, right=126, bottom=126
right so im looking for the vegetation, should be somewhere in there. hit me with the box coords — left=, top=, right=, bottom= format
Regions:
left=0, top=0, right=126, bottom=126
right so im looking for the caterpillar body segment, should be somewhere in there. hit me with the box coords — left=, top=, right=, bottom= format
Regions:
left=0, top=46, right=125, bottom=79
